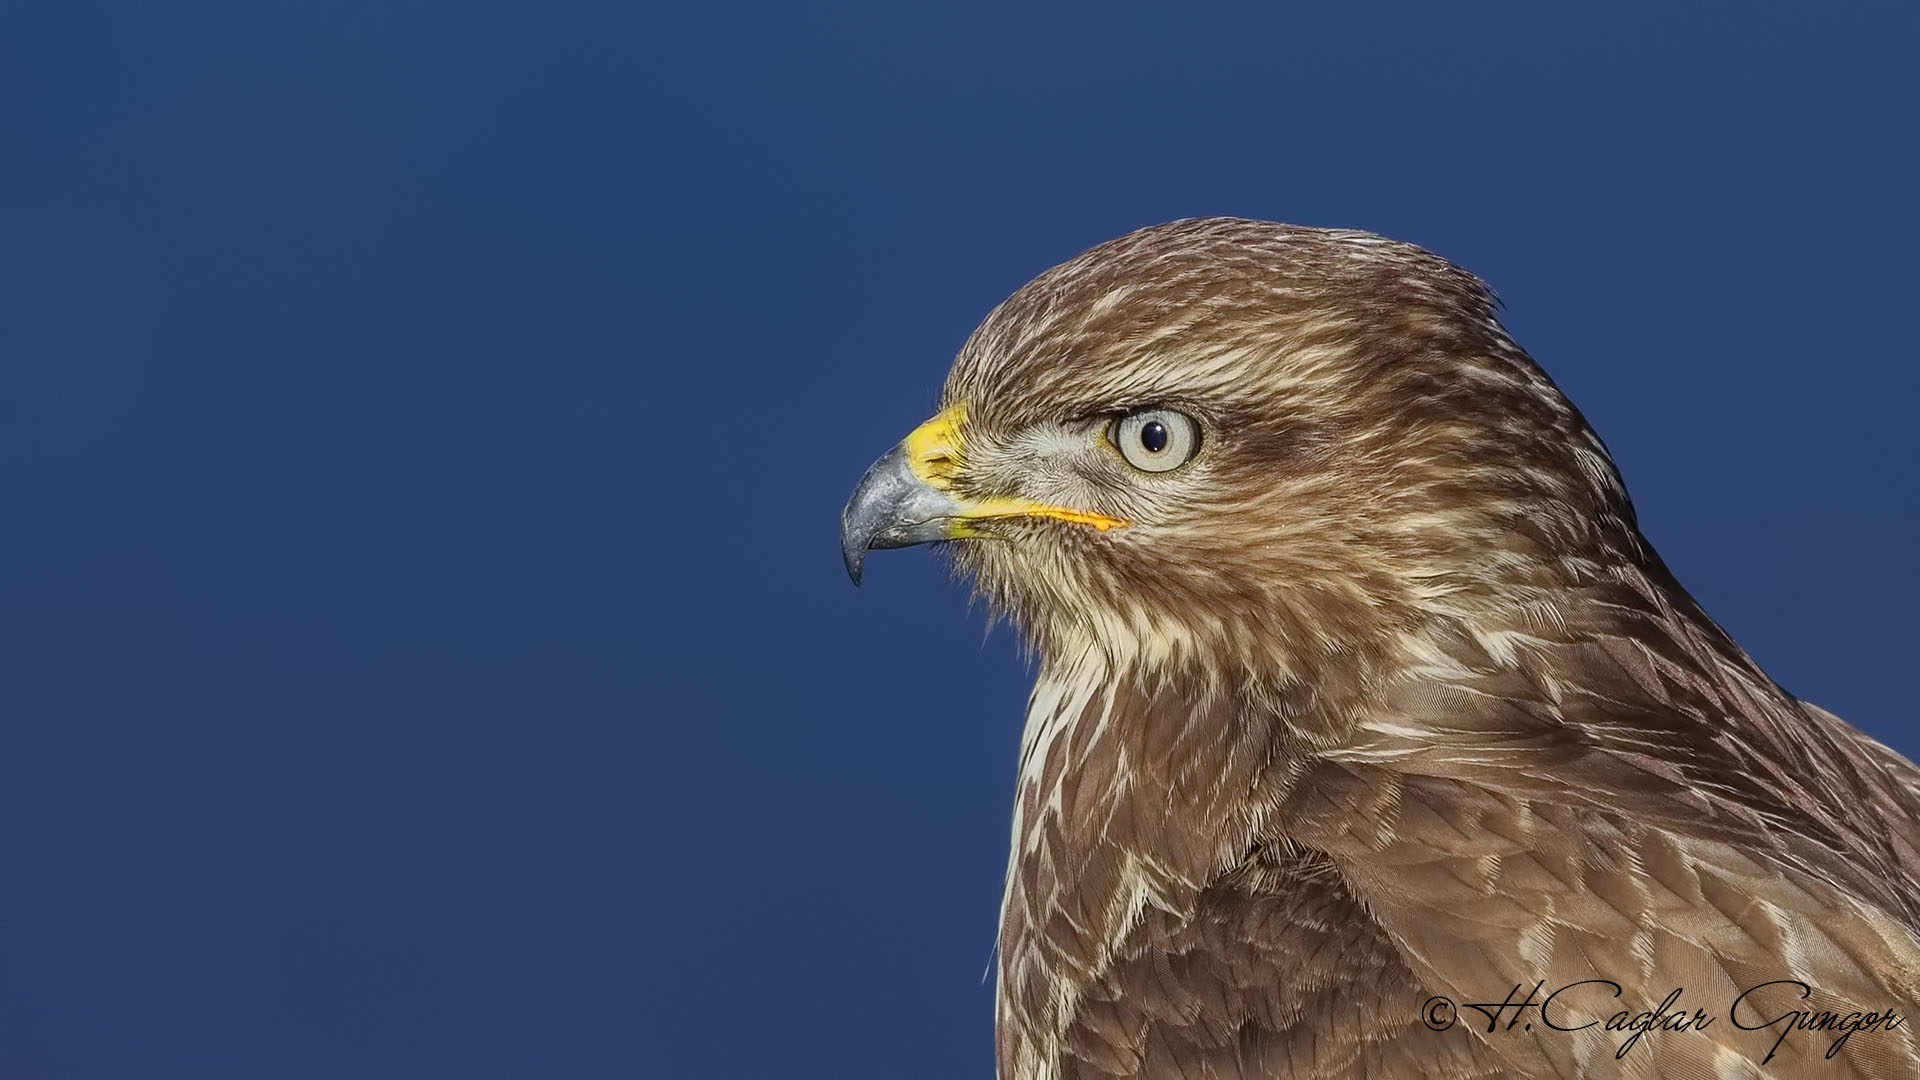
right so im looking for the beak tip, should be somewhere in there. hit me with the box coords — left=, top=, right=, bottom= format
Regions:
left=841, top=495, right=872, bottom=586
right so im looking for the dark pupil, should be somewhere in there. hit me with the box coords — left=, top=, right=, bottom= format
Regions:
left=1139, top=421, right=1169, bottom=453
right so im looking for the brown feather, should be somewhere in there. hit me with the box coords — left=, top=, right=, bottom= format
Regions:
left=919, top=218, right=1919, bottom=1077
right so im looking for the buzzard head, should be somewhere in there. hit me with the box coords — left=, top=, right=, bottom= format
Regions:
left=843, top=218, right=1641, bottom=713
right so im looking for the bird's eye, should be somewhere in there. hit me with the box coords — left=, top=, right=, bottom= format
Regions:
left=1111, top=409, right=1200, bottom=473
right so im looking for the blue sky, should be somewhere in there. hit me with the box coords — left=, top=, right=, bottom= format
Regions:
left=4, top=3, right=1916, bottom=1077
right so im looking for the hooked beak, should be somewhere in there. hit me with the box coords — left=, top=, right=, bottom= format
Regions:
left=840, top=405, right=1126, bottom=584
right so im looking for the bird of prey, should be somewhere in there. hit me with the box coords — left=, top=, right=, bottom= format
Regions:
left=840, top=218, right=1920, bottom=1079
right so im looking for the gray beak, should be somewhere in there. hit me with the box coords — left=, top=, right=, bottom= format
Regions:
left=840, top=442, right=966, bottom=585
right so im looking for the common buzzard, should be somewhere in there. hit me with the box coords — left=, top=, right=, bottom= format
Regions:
left=842, top=218, right=1920, bottom=1078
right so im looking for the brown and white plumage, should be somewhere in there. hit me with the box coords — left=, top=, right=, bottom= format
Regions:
left=841, top=218, right=1920, bottom=1077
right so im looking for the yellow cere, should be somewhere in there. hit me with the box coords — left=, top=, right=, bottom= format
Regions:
left=903, top=404, right=1128, bottom=533
left=904, top=404, right=970, bottom=489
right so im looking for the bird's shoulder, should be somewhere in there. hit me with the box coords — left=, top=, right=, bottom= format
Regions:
left=1272, top=573, right=1920, bottom=1076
